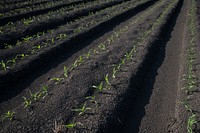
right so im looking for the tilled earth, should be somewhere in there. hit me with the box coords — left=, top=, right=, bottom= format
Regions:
left=0, top=0, right=200, bottom=133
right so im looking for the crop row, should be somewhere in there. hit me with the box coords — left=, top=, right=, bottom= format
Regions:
left=181, top=0, right=198, bottom=133
left=0, top=0, right=169, bottom=128
left=0, top=0, right=125, bottom=52
left=0, top=0, right=143, bottom=72
left=0, top=0, right=118, bottom=45
left=0, top=0, right=87, bottom=24
left=0, top=0, right=49, bottom=5
left=0, top=0, right=52, bottom=13
left=0, top=0, right=93, bottom=25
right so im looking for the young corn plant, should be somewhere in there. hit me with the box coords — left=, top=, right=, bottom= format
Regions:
left=125, top=52, right=133, bottom=60
left=93, top=49, right=99, bottom=54
left=0, top=60, right=7, bottom=71
left=98, top=43, right=106, bottom=51
left=50, top=77, right=64, bottom=85
left=29, top=91, right=40, bottom=101
left=105, top=74, right=111, bottom=89
left=85, top=95, right=98, bottom=107
left=16, top=54, right=28, bottom=60
left=6, top=57, right=17, bottom=66
left=77, top=56, right=83, bottom=66
left=70, top=62, right=77, bottom=71
left=187, top=113, right=197, bottom=133
left=41, top=85, right=48, bottom=99
left=1, top=111, right=15, bottom=122
left=63, top=66, right=69, bottom=78
left=112, top=68, right=117, bottom=79
left=93, top=82, right=104, bottom=92
left=4, top=43, right=13, bottom=49
left=23, top=19, right=33, bottom=26
left=65, top=120, right=82, bottom=129
left=65, top=122, right=77, bottom=129
left=71, top=103, right=91, bottom=116
left=23, top=96, right=32, bottom=108
left=85, top=51, right=91, bottom=59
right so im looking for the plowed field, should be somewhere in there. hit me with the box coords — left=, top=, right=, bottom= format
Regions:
left=0, top=0, right=200, bottom=133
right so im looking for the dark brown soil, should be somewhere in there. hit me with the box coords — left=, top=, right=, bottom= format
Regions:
left=0, top=0, right=200, bottom=133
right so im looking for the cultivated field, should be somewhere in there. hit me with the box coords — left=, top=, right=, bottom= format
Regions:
left=0, top=0, right=200, bottom=132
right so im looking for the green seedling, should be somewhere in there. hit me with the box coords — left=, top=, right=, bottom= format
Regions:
left=51, top=38, right=55, bottom=43
left=31, top=45, right=41, bottom=54
left=116, top=64, right=121, bottom=71
left=41, top=85, right=48, bottom=99
left=16, top=54, right=28, bottom=59
left=77, top=56, right=83, bottom=66
left=65, top=121, right=82, bottom=129
left=7, top=22, right=14, bottom=25
left=121, top=58, right=126, bottom=65
left=22, top=36, right=32, bottom=42
left=0, top=60, right=7, bottom=71
left=98, top=43, right=106, bottom=51
left=107, top=36, right=114, bottom=45
left=6, top=58, right=17, bottom=65
left=85, top=51, right=91, bottom=58
left=125, top=52, right=133, bottom=60
left=85, top=96, right=98, bottom=107
left=105, top=74, right=111, bottom=88
left=112, top=68, right=117, bottom=79
left=23, top=96, right=32, bottom=108
left=63, top=66, right=69, bottom=78
left=23, top=19, right=33, bottom=26
left=29, top=91, right=40, bottom=101
left=114, top=31, right=119, bottom=37
left=50, top=77, right=64, bottom=84
left=71, top=61, right=78, bottom=70
left=71, top=102, right=91, bottom=116
left=93, top=82, right=104, bottom=92
left=2, top=111, right=14, bottom=122
left=187, top=113, right=197, bottom=133
left=65, top=123, right=77, bottom=129
left=93, top=49, right=99, bottom=54
left=4, top=43, right=13, bottom=49
left=0, top=13, right=4, bottom=17
left=182, top=100, right=192, bottom=112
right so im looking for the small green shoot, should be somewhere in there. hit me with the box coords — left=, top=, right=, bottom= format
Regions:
left=0, top=60, right=7, bottom=71
left=63, top=66, right=69, bottom=78
left=65, top=121, right=82, bottom=129
left=41, top=85, right=48, bottom=99
left=50, top=77, right=64, bottom=84
left=125, top=52, right=133, bottom=60
left=65, top=123, right=76, bottom=129
left=77, top=56, right=83, bottom=66
left=16, top=54, right=28, bottom=59
left=85, top=95, right=98, bottom=108
left=4, top=43, right=13, bottom=49
left=85, top=51, right=91, bottom=58
left=93, top=82, right=104, bottom=92
left=2, top=111, right=15, bottom=122
left=98, top=43, right=106, bottom=51
left=71, top=103, right=91, bottom=115
left=187, top=113, right=197, bottom=133
left=29, top=91, right=40, bottom=101
left=105, top=74, right=111, bottom=89
left=112, top=68, right=117, bottom=79
left=23, top=97, right=32, bottom=108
